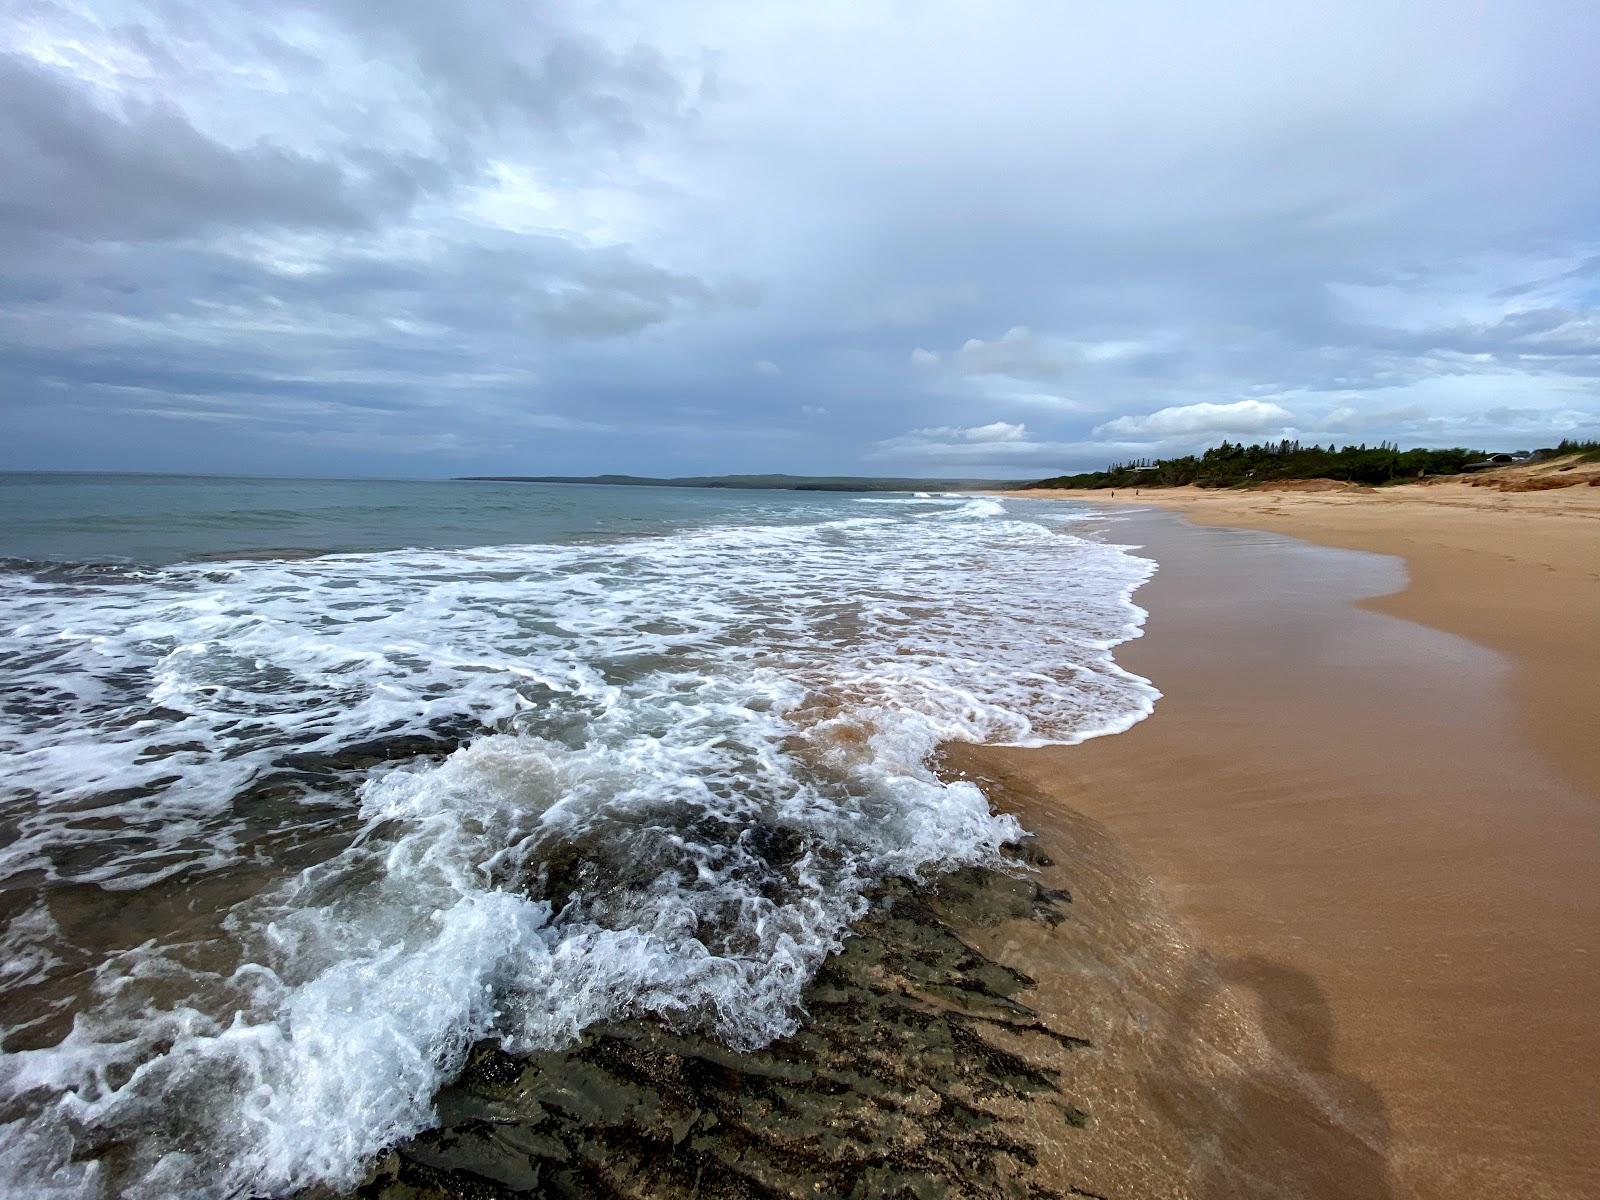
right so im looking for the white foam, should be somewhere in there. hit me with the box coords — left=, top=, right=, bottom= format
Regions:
left=0, top=496, right=1157, bottom=1197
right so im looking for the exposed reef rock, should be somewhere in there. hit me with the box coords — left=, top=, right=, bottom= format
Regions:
left=320, top=853, right=1099, bottom=1200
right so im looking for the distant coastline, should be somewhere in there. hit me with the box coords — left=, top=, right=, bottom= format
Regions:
left=459, top=472, right=1030, bottom=492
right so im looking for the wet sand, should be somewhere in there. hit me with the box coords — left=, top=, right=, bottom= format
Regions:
left=1012, top=477, right=1600, bottom=796
left=959, top=505, right=1600, bottom=1199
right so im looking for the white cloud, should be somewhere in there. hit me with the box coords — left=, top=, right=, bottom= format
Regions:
left=1094, top=400, right=1294, bottom=438
left=753, top=359, right=780, bottom=375
left=910, top=421, right=1027, bottom=443
left=909, top=347, right=941, bottom=369
left=953, top=327, right=1068, bottom=380
left=800, top=404, right=828, bottom=416
left=979, top=388, right=1089, bottom=411
left=866, top=431, right=1146, bottom=470
left=1078, top=339, right=1152, bottom=363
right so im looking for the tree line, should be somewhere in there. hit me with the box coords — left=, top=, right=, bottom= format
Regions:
left=1026, top=439, right=1495, bottom=489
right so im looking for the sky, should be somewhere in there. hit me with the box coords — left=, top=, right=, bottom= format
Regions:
left=3, top=0, right=1600, bottom=479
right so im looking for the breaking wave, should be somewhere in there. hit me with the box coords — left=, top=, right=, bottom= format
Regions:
left=0, top=495, right=1156, bottom=1198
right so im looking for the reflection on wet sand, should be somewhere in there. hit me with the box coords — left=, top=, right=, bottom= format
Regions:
left=944, top=747, right=1394, bottom=1200
left=1170, top=956, right=1393, bottom=1200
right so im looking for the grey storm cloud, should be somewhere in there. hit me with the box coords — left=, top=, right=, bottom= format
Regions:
left=0, top=53, right=395, bottom=242
left=303, top=0, right=703, bottom=145
left=1, top=0, right=1599, bottom=477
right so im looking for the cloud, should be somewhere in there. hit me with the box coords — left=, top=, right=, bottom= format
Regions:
left=910, top=421, right=1027, bottom=443
left=305, top=0, right=707, bottom=148
left=869, top=420, right=1118, bottom=472
left=2, top=1, right=1600, bottom=477
left=953, top=327, right=1069, bottom=381
left=907, top=327, right=1167, bottom=421
left=0, top=52, right=409, bottom=244
left=1094, top=400, right=1294, bottom=438
left=998, top=391, right=1089, bottom=411
left=867, top=431, right=1132, bottom=470
left=753, top=359, right=780, bottom=375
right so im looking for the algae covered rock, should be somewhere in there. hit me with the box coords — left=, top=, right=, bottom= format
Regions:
left=332, top=859, right=1094, bottom=1200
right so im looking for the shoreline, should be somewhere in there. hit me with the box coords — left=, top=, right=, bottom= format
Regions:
left=965, top=493, right=1600, bottom=1197
left=9, top=483, right=1596, bottom=1197
left=1003, top=478, right=1600, bottom=797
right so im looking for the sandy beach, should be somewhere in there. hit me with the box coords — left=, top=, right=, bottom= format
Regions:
left=953, top=476, right=1600, bottom=1198
left=1015, top=467, right=1600, bottom=797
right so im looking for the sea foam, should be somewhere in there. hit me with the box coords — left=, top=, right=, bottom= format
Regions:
left=0, top=495, right=1156, bottom=1198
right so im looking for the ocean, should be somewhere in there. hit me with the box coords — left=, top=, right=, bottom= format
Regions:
left=0, top=473, right=1157, bottom=1198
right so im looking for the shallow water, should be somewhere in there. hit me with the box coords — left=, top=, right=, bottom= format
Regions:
left=0, top=476, right=1157, bottom=1198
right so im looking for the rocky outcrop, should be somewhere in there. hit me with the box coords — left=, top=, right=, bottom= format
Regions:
left=326, top=856, right=1099, bottom=1200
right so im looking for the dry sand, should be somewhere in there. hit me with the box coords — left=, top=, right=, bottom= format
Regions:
left=957, top=476, right=1600, bottom=1199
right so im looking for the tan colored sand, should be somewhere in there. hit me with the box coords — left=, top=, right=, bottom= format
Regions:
left=964, top=489, right=1600, bottom=1199
left=1007, top=474, right=1600, bottom=796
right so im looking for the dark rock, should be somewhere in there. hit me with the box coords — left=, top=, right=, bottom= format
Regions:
left=315, top=864, right=1098, bottom=1200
